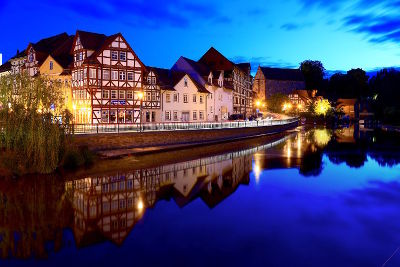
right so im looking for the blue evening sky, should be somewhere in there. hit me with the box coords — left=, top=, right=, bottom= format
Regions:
left=1, top=0, right=400, bottom=74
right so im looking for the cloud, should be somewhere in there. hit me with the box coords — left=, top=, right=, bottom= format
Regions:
left=281, top=23, right=300, bottom=31
left=43, top=0, right=230, bottom=29
left=230, top=56, right=298, bottom=74
left=297, top=0, right=400, bottom=45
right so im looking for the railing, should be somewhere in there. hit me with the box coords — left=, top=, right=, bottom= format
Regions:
left=72, top=118, right=299, bottom=135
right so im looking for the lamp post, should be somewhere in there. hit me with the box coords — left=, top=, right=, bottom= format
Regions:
left=138, top=91, right=144, bottom=132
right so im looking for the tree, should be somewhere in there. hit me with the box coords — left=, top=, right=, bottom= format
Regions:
left=314, top=99, right=332, bottom=116
left=267, top=93, right=290, bottom=113
left=300, top=60, right=325, bottom=90
left=0, top=73, right=73, bottom=174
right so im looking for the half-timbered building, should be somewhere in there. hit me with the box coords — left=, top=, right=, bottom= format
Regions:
left=142, top=67, right=163, bottom=123
left=70, top=30, right=145, bottom=124
left=198, top=47, right=253, bottom=118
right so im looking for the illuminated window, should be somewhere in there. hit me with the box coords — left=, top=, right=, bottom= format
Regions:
left=111, top=71, right=118, bottom=80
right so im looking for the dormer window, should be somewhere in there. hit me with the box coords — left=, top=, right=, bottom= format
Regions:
left=111, top=51, right=118, bottom=60
left=120, top=52, right=126, bottom=61
left=49, top=61, right=53, bottom=70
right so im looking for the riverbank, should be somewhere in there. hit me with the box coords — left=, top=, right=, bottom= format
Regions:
left=72, top=120, right=299, bottom=159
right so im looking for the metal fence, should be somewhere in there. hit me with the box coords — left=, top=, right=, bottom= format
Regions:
left=72, top=118, right=299, bottom=134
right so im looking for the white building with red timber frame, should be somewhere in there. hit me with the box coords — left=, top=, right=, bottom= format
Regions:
left=71, top=30, right=145, bottom=125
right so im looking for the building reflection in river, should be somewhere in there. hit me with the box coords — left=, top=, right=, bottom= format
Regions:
left=3, top=126, right=400, bottom=260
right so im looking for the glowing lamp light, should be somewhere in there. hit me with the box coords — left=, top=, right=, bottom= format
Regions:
left=137, top=199, right=144, bottom=211
left=256, top=101, right=261, bottom=107
left=297, top=104, right=303, bottom=110
left=72, top=104, right=77, bottom=110
left=138, top=91, right=144, bottom=100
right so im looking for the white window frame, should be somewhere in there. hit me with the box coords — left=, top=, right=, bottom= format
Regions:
left=111, top=51, right=118, bottom=60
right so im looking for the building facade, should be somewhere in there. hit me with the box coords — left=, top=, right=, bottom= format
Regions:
left=253, top=66, right=306, bottom=100
left=161, top=70, right=209, bottom=123
left=70, top=30, right=145, bottom=124
left=172, top=56, right=233, bottom=122
left=198, top=47, right=252, bottom=118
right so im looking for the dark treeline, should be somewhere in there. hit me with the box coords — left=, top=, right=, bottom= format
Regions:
left=300, top=60, right=400, bottom=124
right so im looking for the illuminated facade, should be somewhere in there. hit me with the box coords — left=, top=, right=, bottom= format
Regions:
left=70, top=30, right=145, bottom=124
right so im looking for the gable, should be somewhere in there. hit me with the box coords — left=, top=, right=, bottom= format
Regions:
left=39, top=55, right=64, bottom=75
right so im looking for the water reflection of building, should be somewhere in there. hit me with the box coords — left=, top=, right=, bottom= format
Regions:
left=64, top=144, right=268, bottom=246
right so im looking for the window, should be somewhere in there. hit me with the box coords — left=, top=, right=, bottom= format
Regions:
left=111, top=71, right=118, bottom=80
left=111, top=90, right=117, bottom=99
left=126, top=110, right=133, bottom=123
left=146, top=111, right=150, bottom=122
left=111, top=51, right=118, bottom=60
left=103, top=69, right=110, bottom=80
left=119, top=90, right=125, bottom=99
left=193, top=111, right=197, bottom=120
left=166, top=93, right=171, bottom=103
left=184, top=77, right=188, bottom=87
left=173, top=111, right=178, bottom=121
left=101, top=110, right=109, bottom=123
left=193, top=94, right=197, bottom=103
left=147, top=92, right=151, bottom=101
left=120, top=51, right=126, bottom=61
left=89, top=68, right=96, bottom=78
left=183, top=94, right=188, bottom=103
left=49, top=61, right=53, bottom=70
left=173, top=94, right=178, bottom=102
left=127, top=72, right=134, bottom=81
left=127, top=90, right=133, bottom=99
left=119, top=71, right=126, bottom=80
left=102, top=90, right=109, bottom=99
left=200, top=95, right=204, bottom=103
left=199, top=111, right=204, bottom=120
left=165, top=111, right=171, bottom=121
left=110, top=110, right=117, bottom=123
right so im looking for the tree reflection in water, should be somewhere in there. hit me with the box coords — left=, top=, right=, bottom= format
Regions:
left=0, top=126, right=400, bottom=260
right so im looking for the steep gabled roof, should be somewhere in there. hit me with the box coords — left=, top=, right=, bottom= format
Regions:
left=51, top=35, right=75, bottom=69
left=31, top=33, right=70, bottom=54
left=198, top=47, right=235, bottom=71
left=260, top=67, right=305, bottom=82
left=76, top=30, right=108, bottom=50
left=236, top=62, right=251, bottom=74
left=147, top=66, right=209, bottom=93
left=0, top=61, right=11, bottom=73
left=11, top=50, right=26, bottom=60
left=182, top=56, right=210, bottom=77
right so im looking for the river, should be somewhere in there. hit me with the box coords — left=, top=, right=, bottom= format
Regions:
left=1, top=126, right=400, bottom=267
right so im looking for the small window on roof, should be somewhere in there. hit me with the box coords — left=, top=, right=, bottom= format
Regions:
left=49, top=61, right=53, bottom=70
left=184, top=77, right=188, bottom=87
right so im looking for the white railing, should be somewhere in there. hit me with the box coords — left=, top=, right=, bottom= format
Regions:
left=72, top=118, right=299, bottom=135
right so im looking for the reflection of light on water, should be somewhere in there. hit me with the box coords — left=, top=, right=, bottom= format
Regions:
left=297, top=133, right=302, bottom=157
left=313, top=129, right=331, bottom=146
left=137, top=199, right=144, bottom=211
left=253, top=162, right=261, bottom=184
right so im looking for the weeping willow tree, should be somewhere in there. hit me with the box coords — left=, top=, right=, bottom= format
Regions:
left=0, top=73, right=73, bottom=174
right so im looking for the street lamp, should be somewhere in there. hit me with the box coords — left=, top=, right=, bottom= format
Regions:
left=137, top=91, right=144, bottom=131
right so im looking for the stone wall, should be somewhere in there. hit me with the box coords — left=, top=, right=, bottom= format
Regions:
left=72, top=121, right=298, bottom=152
left=265, top=80, right=306, bottom=99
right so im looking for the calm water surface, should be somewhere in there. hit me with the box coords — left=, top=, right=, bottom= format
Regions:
left=1, top=127, right=400, bottom=267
